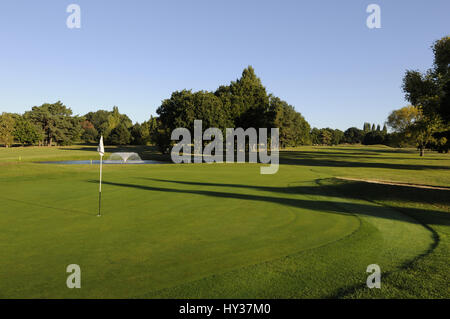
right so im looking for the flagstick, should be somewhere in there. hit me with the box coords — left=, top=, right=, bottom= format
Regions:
left=98, top=154, right=103, bottom=217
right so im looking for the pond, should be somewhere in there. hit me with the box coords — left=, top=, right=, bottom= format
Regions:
left=38, top=160, right=168, bottom=165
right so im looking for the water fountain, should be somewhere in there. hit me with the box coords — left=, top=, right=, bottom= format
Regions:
left=38, top=151, right=166, bottom=165
left=106, top=152, right=143, bottom=163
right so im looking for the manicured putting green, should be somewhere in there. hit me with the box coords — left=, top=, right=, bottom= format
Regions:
left=0, top=145, right=448, bottom=298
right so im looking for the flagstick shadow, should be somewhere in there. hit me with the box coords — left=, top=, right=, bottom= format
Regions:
left=87, top=180, right=450, bottom=226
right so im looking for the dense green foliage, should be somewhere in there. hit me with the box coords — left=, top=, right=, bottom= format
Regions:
left=107, top=123, right=132, bottom=145
left=399, top=36, right=450, bottom=154
left=13, top=117, right=41, bottom=145
left=23, top=101, right=82, bottom=146
left=85, top=106, right=133, bottom=144
left=311, top=127, right=345, bottom=145
left=80, top=120, right=98, bottom=143
left=155, top=66, right=310, bottom=152
left=272, top=96, right=311, bottom=147
left=343, top=127, right=364, bottom=144
left=2, top=68, right=311, bottom=149
left=0, top=112, right=16, bottom=147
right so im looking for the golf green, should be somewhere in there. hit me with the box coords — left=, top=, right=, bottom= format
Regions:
left=0, top=145, right=448, bottom=298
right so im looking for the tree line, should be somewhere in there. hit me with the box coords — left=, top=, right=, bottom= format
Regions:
left=0, top=103, right=159, bottom=148
left=310, top=123, right=388, bottom=146
left=0, top=67, right=312, bottom=151
left=1, top=37, right=448, bottom=156
left=154, top=66, right=311, bottom=152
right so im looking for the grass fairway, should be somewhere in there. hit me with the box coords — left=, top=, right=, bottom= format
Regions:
left=0, top=145, right=449, bottom=298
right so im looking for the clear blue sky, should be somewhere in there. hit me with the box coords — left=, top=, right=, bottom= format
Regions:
left=1, top=0, right=449, bottom=130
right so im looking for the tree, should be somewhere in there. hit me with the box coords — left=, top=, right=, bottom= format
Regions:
left=66, top=116, right=84, bottom=145
left=310, top=128, right=321, bottom=145
left=331, top=129, right=344, bottom=145
left=386, top=105, right=420, bottom=148
left=401, top=36, right=450, bottom=154
left=363, top=131, right=385, bottom=145
left=156, top=90, right=195, bottom=152
left=13, top=117, right=41, bottom=145
left=107, top=123, right=131, bottom=145
left=432, top=37, right=450, bottom=123
left=156, top=89, right=231, bottom=152
left=193, top=91, right=230, bottom=130
left=386, top=105, right=440, bottom=155
left=81, top=120, right=98, bottom=143
left=159, top=90, right=196, bottom=132
left=147, top=116, right=159, bottom=145
left=0, top=113, right=15, bottom=147
left=386, top=106, right=419, bottom=132
left=344, top=127, right=364, bottom=144
left=271, top=96, right=310, bottom=147
left=217, top=66, right=272, bottom=129
left=154, top=67, right=311, bottom=151
left=25, top=101, right=82, bottom=146
left=85, top=110, right=110, bottom=139
left=84, top=107, right=131, bottom=141
left=107, top=106, right=132, bottom=133
left=310, top=128, right=342, bottom=145
left=150, top=118, right=172, bottom=153
left=319, top=129, right=333, bottom=145
left=157, top=90, right=228, bottom=133
left=131, top=122, right=152, bottom=145
left=363, top=122, right=371, bottom=132
left=409, top=113, right=442, bottom=156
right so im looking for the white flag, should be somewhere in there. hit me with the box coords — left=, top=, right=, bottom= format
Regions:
left=97, top=135, right=104, bottom=156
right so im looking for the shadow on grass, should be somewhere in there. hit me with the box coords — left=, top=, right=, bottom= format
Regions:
left=88, top=179, right=450, bottom=226
left=145, top=178, right=450, bottom=208
left=89, top=177, right=448, bottom=297
left=280, top=150, right=447, bottom=161
left=320, top=147, right=418, bottom=154
left=279, top=151, right=450, bottom=170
